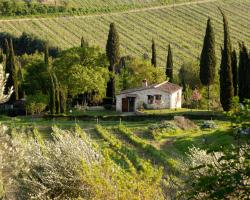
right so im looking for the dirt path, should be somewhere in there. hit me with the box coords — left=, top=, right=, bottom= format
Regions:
left=0, top=0, right=218, bottom=23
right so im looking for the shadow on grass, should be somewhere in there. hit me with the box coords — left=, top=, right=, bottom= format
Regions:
left=160, top=128, right=236, bottom=158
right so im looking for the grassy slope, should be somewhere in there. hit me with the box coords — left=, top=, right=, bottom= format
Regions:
left=67, top=0, right=196, bottom=8
left=0, top=0, right=249, bottom=71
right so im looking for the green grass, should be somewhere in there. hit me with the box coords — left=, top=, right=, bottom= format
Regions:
left=0, top=112, right=238, bottom=176
left=0, top=0, right=249, bottom=69
left=67, top=0, right=196, bottom=8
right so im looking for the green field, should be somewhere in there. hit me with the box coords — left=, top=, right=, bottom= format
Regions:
left=0, top=0, right=249, bottom=71
left=0, top=113, right=235, bottom=172
left=67, top=0, right=195, bottom=8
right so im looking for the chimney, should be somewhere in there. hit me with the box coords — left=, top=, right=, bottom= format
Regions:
left=142, top=79, right=148, bottom=87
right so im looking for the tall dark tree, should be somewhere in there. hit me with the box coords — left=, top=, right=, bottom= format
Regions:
left=166, top=44, right=173, bottom=82
left=45, top=43, right=55, bottom=114
left=5, top=39, right=18, bottom=103
left=0, top=48, right=3, bottom=63
left=219, top=9, right=234, bottom=111
left=80, top=37, right=88, bottom=48
left=106, top=23, right=120, bottom=104
left=238, top=43, right=250, bottom=102
left=199, top=18, right=216, bottom=110
left=231, top=49, right=238, bottom=96
left=151, top=39, right=157, bottom=67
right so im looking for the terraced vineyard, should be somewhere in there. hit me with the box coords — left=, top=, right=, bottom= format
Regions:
left=0, top=0, right=249, bottom=71
left=67, top=0, right=195, bottom=8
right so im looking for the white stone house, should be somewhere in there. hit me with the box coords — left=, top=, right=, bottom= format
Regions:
left=116, top=80, right=182, bottom=112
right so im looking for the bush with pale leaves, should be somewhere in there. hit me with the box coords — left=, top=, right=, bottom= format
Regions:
left=0, top=125, right=164, bottom=200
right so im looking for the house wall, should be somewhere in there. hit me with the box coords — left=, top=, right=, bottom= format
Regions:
left=116, top=88, right=182, bottom=112
left=169, top=90, right=182, bottom=109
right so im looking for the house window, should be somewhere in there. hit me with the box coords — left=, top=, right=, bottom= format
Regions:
left=155, top=95, right=162, bottom=104
left=147, top=95, right=154, bottom=104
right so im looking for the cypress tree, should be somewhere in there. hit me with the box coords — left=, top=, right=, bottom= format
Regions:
left=199, top=18, right=216, bottom=111
left=0, top=48, right=3, bottom=63
left=106, top=23, right=120, bottom=104
left=45, top=43, right=55, bottom=114
left=238, top=43, right=250, bottom=102
left=166, top=44, right=173, bottom=82
left=151, top=39, right=157, bottom=67
left=4, top=39, right=9, bottom=59
left=231, top=49, right=238, bottom=96
left=5, top=39, right=18, bottom=103
left=81, top=37, right=88, bottom=48
left=219, top=10, right=234, bottom=111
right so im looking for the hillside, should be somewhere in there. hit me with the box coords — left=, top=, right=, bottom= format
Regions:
left=0, top=0, right=249, bottom=70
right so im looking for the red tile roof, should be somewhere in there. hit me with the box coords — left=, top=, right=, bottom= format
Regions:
left=120, top=81, right=182, bottom=95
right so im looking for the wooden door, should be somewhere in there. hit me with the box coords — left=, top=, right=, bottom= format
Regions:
left=122, top=98, right=128, bottom=112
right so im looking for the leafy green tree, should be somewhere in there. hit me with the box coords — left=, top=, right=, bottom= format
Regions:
left=22, top=53, right=49, bottom=95
left=238, top=43, right=250, bottom=102
left=118, top=58, right=165, bottom=91
left=151, top=39, right=157, bottom=67
left=200, top=18, right=216, bottom=110
left=106, top=23, right=120, bottom=104
left=179, top=61, right=202, bottom=91
left=231, top=49, right=238, bottom=96
left=53, top=46, right=109, bottom=105
left=166, top=44, right=173, bottom=82
left=219, top=9, right=234, bottom=111
left=5, top=39, right=18, bottom=103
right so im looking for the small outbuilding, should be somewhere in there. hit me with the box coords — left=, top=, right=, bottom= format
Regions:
left=116, top=80, right=182, bottom=112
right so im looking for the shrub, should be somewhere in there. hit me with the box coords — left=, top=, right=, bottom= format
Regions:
left=26, top=93, right=48, bottom=115
left=0, top=125, right=164, bottom=200
left=184, top=145, right=250, bottom=199
left=148, top=121, right=179, bottom=140
left=200, top=120, right=217, bottom=129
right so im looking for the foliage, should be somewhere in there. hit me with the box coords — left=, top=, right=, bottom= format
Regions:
left=219, top=9, right=234, bottom=111
left=185, top=145, right=250, bottom=199
left=0, top=32, right=59, bottom=57
left=200, top=120, right=217, bottom=129
left=148, top=121, right=179, bottom=140
left=0, top=64, right=13, bottom=104
left=53, top=46, right=109, bottom=103
left=231, top=49, right=238, bottom=96
left=4, top=39, right=19, bottom=103
left=118, top=125, right=168, bottom=166
left=199, top=18, right=216, bottom=86
left=166, top=44, right=173, bottom=82
left=191, top=88, right=202, bottom=109
left=151, top=39, right=157, bottom=67
left=199, top=18, right=216, bottom=110
left=184, top=101, right=250, bottom=199
left=0, top=125, right=164, bottom=200
left=26, top=93, right=48, bottom=115
left=106, top=23, right=120, bottom=103
left=118, top=58, right=165, bottom=91
left=22, top=53, right=49, bottom=95
left=179, top=61, right=201, bottom=90
left=238, top=43, right=250, bottom=103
